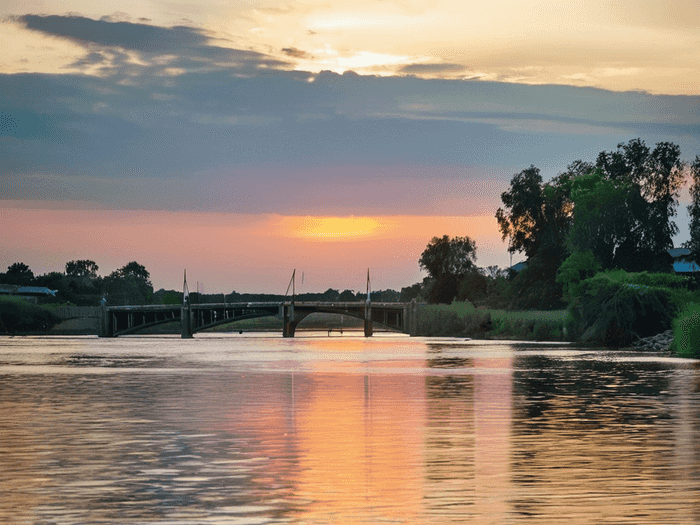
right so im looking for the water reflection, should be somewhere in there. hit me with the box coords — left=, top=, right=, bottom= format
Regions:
left=0, top=336, right=698, bottom=523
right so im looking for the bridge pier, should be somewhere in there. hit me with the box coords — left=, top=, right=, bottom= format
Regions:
left=282, top=303, right=297, bottom=337
left=99, top=305, right=114, bottom=337
left=364, top=302, right=373, bottom=337
left=181, top=302, right=193, bottom=338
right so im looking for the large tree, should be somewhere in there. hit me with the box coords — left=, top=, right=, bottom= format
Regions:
left=65, top=259, right=99, bottom=278
left=685, top=155, right=700, bottom=268
left=104, top=262, right=153, bottom=305
left=495, top=164, right=577, bottom=309
left=3, top=262, right=35, bottom=286
left=594, top=139, right=683, bottom=271
left=419, top=235, right=477, bottom=304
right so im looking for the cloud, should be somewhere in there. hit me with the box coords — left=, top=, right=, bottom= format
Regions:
left=282, top=47, right=310, bottom=59
left=399, top=63, right=465, bottom=75
left=12, top=14, right=290, bottom=74
left=1, top=15, right=700, bottom=218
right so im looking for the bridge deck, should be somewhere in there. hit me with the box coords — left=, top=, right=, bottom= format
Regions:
left=101, top=301, right=415, bottom=338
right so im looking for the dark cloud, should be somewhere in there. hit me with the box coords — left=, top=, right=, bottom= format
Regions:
left=282, top=47, right=310, bottom=59
left=1, top=51, right=699, bottom=215
left=400, top=63, right=466, bottom=74
left=14, top=14, right=289, bottom=72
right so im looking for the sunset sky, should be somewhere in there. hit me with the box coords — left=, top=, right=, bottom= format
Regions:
left=2, top=1, right=700, bottom=293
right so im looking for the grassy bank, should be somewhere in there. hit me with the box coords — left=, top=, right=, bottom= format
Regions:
left=0, top=297, right=61, bottom=334
left=415, top=302, right=568, bottom=340
left=669, top=303, right=700, bottom=358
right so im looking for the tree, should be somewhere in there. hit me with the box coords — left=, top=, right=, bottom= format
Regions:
left=338, top=289, right=356, bottom=301
left=567, top=170, right=649, bottom=270
left=684, top=156, right=700, bottom=268
left=495, top=164, right=578, bottom=309
left=104, top=262, right=153, bottom=305
left=65, top=259, right=99, bottom=278
left=419, top=235, right=477, bottom=304
left=4, top=262, right=34, bottom=285
left=113, top=261, right=151, bottom=282
left=594, top=138, right=682, bottom=271
left=496, top=166, right=547, bottom=258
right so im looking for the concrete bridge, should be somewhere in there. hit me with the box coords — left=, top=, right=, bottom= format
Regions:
left=98, top=301, right=418, bottom=338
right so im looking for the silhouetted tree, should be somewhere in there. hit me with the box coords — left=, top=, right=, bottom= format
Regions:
left=65, top=259, right=99, bottom=278
left=104, top=262, right=153, bottom=305
left=419, top=235, right=477, bottom=304
left=3, top=262, right=35, bottom=285
left=684, top=156, right=700, bottom=269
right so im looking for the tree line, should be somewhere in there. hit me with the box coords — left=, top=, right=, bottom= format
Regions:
left=408, top=138, right=700, bottom=310
left=0, top=260, right=153, bottom=306
left=1, top=260, right=403, bottom=306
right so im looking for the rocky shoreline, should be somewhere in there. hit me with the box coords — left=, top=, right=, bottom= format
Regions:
left=629, top=330, right=675, bottom=354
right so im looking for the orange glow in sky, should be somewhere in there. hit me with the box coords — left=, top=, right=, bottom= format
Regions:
left=284, top=216, right=395, bottom=240
left=0, top=203, right=509, bottom=293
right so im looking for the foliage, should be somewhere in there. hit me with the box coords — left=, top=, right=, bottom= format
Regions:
left=419, top=235, right=477, bottom=279
left=593, top=139, right=683, bottom=272
left=506, top=246, right=567, bottom=310
left=567, top=168, right=673, bottom=272
left=415, top=302, right=567, bottom=340
left=104, top=262, right=153, bottom=305
left=684, top=156, right=700, bottom=267
left=456, top=269, right=488, bottom=304
left=419, top=235, right=477, bottom=304
left=556, top=250, right=601, bottom=301
left=65, top=259, right=99, bottom=278
left=400, top=278, right=433, bottom=303
left=566, top=271, right=682, bottom=347
left=2, top=262, right=35, bottom=285
left=416, top=302, right=492, bottom=337
left=0, top=297, right=60, bottom=333
left=670, top=303, right=700, bottom=358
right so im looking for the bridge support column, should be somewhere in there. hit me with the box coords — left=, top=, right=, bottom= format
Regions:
left=364, top=302, right=373, bottom=337
left=283, top=304, right=296, bottom=337
left=99, top=305, right=114, bottom=337
left=181, top=302, right=193, bottom=338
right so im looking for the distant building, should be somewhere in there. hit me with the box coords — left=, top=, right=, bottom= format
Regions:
left=508, top=261, right=527, bottom=274
left=0, top=285, right=57, bottom=304
left=668, top=248, right=700, bottom=275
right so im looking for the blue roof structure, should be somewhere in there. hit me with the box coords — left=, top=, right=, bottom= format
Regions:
left=0, top=285, right=57, bottom=296
left=669, top=247, right=699, bottom=274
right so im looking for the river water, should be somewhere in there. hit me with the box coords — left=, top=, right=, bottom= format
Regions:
left=1, top=333, right=699, bottom=524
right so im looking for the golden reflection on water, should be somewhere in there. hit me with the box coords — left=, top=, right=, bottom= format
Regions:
left=0, top=337, right=699, bottom=523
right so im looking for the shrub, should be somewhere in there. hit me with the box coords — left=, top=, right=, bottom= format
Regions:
left=670, top=303, right=700, bottom=358
left=567, top=271, right=680, bottom=347
left=0, top=297, right=61, bottom=333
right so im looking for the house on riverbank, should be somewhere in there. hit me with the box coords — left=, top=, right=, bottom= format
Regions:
left=0, top=285, right=57, bottom=304
left=669, top=248, right=700, bottom=275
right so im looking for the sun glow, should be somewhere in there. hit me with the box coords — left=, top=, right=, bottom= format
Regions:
left=288, top=216, right=393, bottom=239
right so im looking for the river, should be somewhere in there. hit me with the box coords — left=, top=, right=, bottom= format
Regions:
left=1, top=333, right=699, bottom=524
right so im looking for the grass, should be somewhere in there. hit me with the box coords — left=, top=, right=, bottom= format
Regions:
left=415, top=302, right=568, bottom=340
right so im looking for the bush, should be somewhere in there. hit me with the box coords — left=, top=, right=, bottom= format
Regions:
left=567, top=271, right=681, bottom=347
left=670, top=303, right=700, bottom=358
left=0, top=297, right=61, bottom=333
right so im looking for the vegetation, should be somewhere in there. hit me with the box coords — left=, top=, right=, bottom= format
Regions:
left=0, top=297, right=60, bottom=334
left=670, top=303, right=700, bottom=358
left=563, top=270, right=687, bottom=347
left=414, top=302, right=567, bottom=340
left=419, top=235, right=478, bottom=304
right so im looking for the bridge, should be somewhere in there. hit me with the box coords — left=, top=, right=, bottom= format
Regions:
left=99, top=300, right=418, bottom=338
